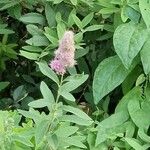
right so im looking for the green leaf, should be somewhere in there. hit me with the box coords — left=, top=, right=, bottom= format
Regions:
left=28, top=99, right=50, bottom=108
left=0, top=82, right=9, bottom=92
left=97, top=111, right=129, bottom=129
left=19, top=13, right=45, bottom=25
left=70, top=0, right=77, bottom=5
left=45, top=3, right=56, bottom=27
left=65, top=136, right=86, bottom=148
left=115, top=87, right=142, bottom=113
left=138, top=128, right=150, bottom=143
left=40, top=81, right=55, bottom=104
left=60, top=74, right=88, bottom=93
left=113, top=22, right=148, bottom=68
left=60, top=92, right=75, bottom=102
left=0, top=28, right=14, bottom=34
left=37, top=61, right=59, bottom=84
left=84, top=25, right=103, bottom=32
left=63, top=105, right=92, bottom=121
left=55, top=126, right=78, bottom=137
left=99, top=7, right=120, bottom=14
left=93, top=56, right=131, bottom=104
left=26, top=35, right=49, bottom=46
left=57, top=22, right=66, bottom=39
left=124, top=138, right=144, bottom=150
left=0, top=0, right=20, bottom=11
left=26, top=24, right=42, bottom=36
left=82, top=13, right=94, bottom=28
left=141, top=38, right=150, bottom=74
left=13, top=85, right=27, bottom=102
left=13, top=135, right=34, bottom=147
left=96, top=111, right=129, bottom=146
left=35, top=120, right=50, bottom=146
left=72, top=15, right=83, bottom=29
left=20, top=50, right=39, bottom=60
left=60, top=115, right=93, bottom=126
left=139, top=0, right=150, bottom=28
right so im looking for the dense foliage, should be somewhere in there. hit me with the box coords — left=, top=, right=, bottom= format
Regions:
left=0, top=0, right=150, bottom=149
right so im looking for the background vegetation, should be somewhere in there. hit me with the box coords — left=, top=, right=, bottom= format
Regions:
left=0, top=0, right=150, bottom=149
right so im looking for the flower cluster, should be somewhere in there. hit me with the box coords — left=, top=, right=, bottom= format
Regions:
left=49, top=31, right=76, bottom=75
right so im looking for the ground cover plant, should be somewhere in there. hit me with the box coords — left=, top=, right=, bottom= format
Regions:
left=0, top=0, right=150, bottom=149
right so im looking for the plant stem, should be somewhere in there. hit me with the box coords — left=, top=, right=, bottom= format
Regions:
left=55, top=75, right=63, bottom=103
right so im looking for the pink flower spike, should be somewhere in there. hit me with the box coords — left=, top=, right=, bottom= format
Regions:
left=50, top=59, right=66, bottom=75
left=49, top=31, right=76, bottom=75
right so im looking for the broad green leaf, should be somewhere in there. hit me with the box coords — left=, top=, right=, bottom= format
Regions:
left=35, top=120, right=50, bottom=146
left=93, top=56, right=131, bottom=104
left=19, top=13, right=45, bottom=25
left=128, top=100, right=150, bottom=128
left=96, top=111, right=128, bottom=146
left=63, top=105, right=92, bottom=121
left=45, top=3, right=56, bottom=27
left=82, top=13, right=94, bottom=28
left=40, top=81, right=55, bottom=104
left=26, top=35, right=49, bottom=46
left=55, top=126, right=78, bottom=137
left=97, top=111, right=129, bottom=129
left=20, top=50, right=39, bottom=60
left=113, top=22, right=147, bottom=68
left=37, top=61, right=59, bottom=84
left=115, top=87, right=142, bottom=113
left=0, top=82, right=9, bottom=92
left=139, top=0, right=150, bottom=28
left=124, top=138, right=144, bottom=150
left=122, top=66, right=142, bottom=95
left=141, top=38, right=150, bottom=74
left=26, top=24, right=42, bottom=36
